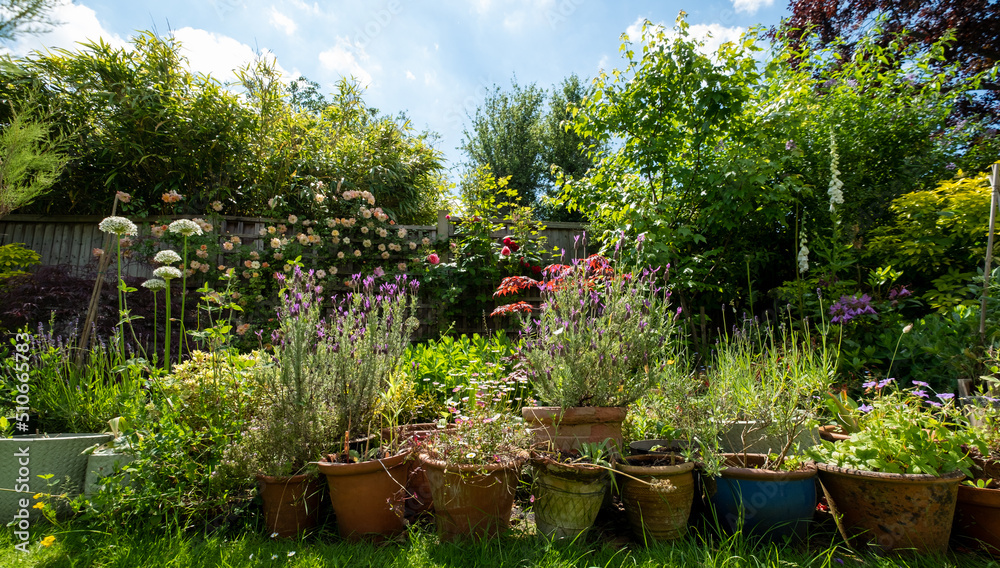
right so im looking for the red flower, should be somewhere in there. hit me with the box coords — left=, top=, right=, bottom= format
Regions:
left=510, top=242, right=520, bottom=252
left=502, top=236, right=512, bottom=246
left=427, top=253, right=440, bottom=264
left=500, top=246, right=511, bottom=256
left=531, top=265, right=541, bottom=274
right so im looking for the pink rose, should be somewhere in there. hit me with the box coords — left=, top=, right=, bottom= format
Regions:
left=427, top=253, right=440, bottom=264
left=500, top=246, right=511, bottom=256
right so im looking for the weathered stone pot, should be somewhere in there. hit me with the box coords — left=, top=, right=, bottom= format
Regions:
left=615, top=454, right=696, bottom=543
left=530, top=454, right=609, bottom=540
left=817, top=463, right=963, bottom=554
left=522, top=406, right=626, bottom=453
left=83, top=450, right=135, bottom=496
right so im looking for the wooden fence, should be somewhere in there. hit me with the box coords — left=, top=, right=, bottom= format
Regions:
left=0, top=211, right=589, bottom=278
left=0, top=211, right=588, bottom=338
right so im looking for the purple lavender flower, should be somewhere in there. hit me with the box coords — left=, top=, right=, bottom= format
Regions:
left=945, top=162, right=957, bottom=170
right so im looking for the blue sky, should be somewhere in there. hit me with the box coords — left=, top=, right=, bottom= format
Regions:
left=6, top=0, right=791, bottom=177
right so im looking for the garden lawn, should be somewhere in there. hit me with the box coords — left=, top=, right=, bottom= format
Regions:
left=2, top=525, right=998, bottom=568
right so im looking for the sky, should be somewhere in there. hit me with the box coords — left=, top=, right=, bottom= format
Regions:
left=4, top=0, right=792, bottom=178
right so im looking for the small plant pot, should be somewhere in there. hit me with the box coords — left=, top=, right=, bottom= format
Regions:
left=530, top=455, right=609, bottom=540
left=817, top=463, right=963, bottom=554
left=709, top=453, right=817, bottom=539
left=817, top=425, right=850, bottom=443
left=953, top=484, right=1000, bottom=555
left=316, top=452, right=409, bottom=541
left=522, top=406, right=626, bottom=453
left=419, top=453, right=523, bottom=541
left=256, top=473, right=322, bottom=539
left=615, top=454, right=696, bottom=543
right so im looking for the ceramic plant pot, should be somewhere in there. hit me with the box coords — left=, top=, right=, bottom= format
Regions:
left=317, top=451, right=410, bottom=540
left=530, top=455, right=609, bottom=540
left=419, top=453, right=522, bottom=541
left=953, top=483, right=1000, bottom=555
left=615, top=454, right=696, bottom=543
left=709, top=453, right=817, bottom=539
left=817, top=463, right=963, bottom=554
left=522, top=406, right=626, bottom=453
left=256, top=473, right=322, bottom=539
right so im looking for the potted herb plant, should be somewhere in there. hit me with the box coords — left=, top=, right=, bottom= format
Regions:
left=806, top=379, right=983, bottom=554
left=222, top=268, right=342, bottom=538
left=313, top=273, right=421, bottom=541
left=495, top=254, right=678, bottom=453
left=703, top=320, right=832, bottom=539
left=529, top=440, right=613, bottom=541
left=416, top=375, right=531, bottom=541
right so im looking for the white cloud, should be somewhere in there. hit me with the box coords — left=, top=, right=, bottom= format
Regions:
left=269, top=7, right=298, bottom=36
left=732, top=0, right=774, bottom=15
left=172, top=27, right=288, bottom=85
left=405, top=70, right=416, bottom=80
left=624, top=17, right=744, bottom=58
left=318, top=37, right=376, bottom=86
left=289, top=0, right=322, bottom=14
left=3, top=0, right=126, bottom=57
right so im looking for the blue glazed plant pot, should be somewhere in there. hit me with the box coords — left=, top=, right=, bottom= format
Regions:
left=709, top=453, right=817, bottom=539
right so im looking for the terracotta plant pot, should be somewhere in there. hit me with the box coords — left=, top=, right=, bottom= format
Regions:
left=816, top=463, right=963, bottom=554
left=530, top=455, right=609, bottom=540
left=615, top=454, right=696, bottom=543
left=709, top=453, right=817, bottom=539
left=817, top=425, right=850, bottom=443
left=256, top=473, right=322, bottom=539
left=419, top=453, right=523, bottom=541
left=953, top=484, right=1000, bottom=555
left=522, top=406, right=626, bottom=453
left=316, top=452, right=410, bottom=540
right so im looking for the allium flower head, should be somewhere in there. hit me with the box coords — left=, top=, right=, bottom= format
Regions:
left=99, top=216, right=138, bottom=236
left=141, top=278, right=167, bottom=291
left=154, top=250, right=182, bottom=264
left=154, top=266, right=183, bottom=280
left=168, top=219, right=203, bottom=237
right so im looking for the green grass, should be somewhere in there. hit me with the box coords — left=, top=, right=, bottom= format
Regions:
left=2, top=522, right=998, bottom=568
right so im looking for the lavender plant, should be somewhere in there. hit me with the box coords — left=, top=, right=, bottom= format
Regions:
left=516, top=255, right=679, bottom=408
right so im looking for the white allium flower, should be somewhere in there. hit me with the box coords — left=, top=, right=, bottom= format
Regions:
left=99, top=216, right=138, bottom=236
left=154, top=266, right=183, bottom=280
left=154, top=250, right=182, bottom=264
left=141, top=278, right=167, bottom=291
left=168, top=219, right=203, bottom=237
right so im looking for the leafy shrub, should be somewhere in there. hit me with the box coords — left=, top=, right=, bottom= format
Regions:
left=157, top=350, right=268, bottom=430
left=0, top=243, right=40, bottom=281
left=403, top=331, right=522, bottom=418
